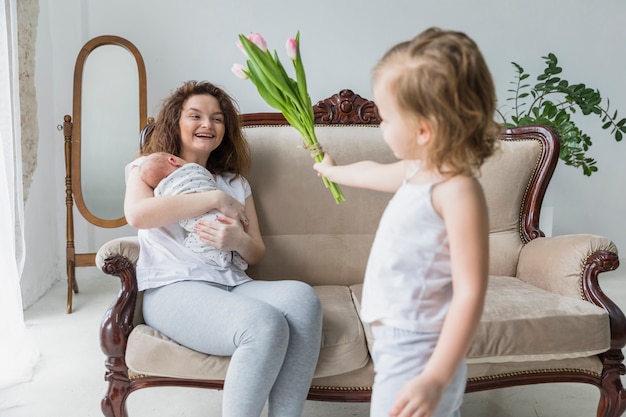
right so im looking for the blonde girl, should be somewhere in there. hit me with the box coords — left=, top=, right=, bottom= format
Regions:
left=314, top=28, right=500, bottom=417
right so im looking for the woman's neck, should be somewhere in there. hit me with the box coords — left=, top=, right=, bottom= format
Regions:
left=180, top=151, right=209, bottom=167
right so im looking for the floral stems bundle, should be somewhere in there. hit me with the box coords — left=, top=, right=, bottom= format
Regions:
left=232, top=32, right=345, bottom=203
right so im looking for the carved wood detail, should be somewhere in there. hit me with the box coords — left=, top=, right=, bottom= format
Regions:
left=100, top=255, right=137, bottom=417
left=241, top=89, right=380, bottom=126
left=313, top=89, right=381, bottom=124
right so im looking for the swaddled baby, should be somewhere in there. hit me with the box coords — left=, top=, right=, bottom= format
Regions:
left=139, top=152, right=248, bottom=270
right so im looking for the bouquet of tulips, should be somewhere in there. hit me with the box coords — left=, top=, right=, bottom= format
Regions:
left=232, top=32, right=345, bottom=203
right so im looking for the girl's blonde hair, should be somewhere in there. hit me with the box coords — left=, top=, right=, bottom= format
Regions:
left=373, top=27, right=500, bottom=176
left=143, top=80, right=250, bottom=177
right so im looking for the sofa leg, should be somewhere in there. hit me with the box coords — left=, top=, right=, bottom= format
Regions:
left=101, top=375, right=131, bottom=417
left=597, top=350, right=626, bottom=417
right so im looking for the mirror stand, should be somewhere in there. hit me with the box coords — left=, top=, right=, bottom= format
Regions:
left=63, top=35, right=148, bottom=313
left=63, top=113, right=103, bottom=312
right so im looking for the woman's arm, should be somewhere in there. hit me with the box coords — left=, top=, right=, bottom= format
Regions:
left=313, top=154, right=409, bottom=193
left=390, top=176, right=489, bottom=417
left=124, top=164, right=246, bottom=229
left=194, top=193, right=266, bottom=265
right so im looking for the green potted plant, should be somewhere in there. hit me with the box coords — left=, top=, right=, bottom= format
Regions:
left=498, top=53, right=626, bottom=175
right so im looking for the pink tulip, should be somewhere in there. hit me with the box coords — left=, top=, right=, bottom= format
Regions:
left=231, top=63, right=249, bottom=80
left=247, top=32, right=268, bottom=52
left=236, top=40, right=247, bottom=57
left=286, top=38, right=297, bottom=60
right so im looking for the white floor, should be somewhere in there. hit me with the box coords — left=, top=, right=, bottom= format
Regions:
left=1, top=267, right=625, bottom=417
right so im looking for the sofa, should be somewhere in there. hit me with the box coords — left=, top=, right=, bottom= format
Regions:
left=96, top=89, right=626, bottom=417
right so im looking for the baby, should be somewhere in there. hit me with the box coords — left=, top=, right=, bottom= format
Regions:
left=139, top=151, right=248, bottom=270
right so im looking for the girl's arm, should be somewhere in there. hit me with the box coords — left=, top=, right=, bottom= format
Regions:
left=313, top=154, right=409, bottom=193
left=124, top=164, right=246, bottom=229
left=390, top=176, right=489, bottom=417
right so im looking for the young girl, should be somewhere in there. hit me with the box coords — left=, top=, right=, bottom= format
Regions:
left=314, top=28, right=500, bottom=417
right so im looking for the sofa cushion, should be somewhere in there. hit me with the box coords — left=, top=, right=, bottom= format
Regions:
left=314, top=285, right=370, bottom=377
left=125, top=285, right=370, bottom=380
left=467, top=356, right=603, bottom=380
left=126, top=324, right=230, bottom=379
left=470, top=276, right=609, bottom=362
left=353, top=277, right=609, bottom=364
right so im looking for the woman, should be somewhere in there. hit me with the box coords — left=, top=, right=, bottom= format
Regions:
left=124, top=80, right=323, bottom=417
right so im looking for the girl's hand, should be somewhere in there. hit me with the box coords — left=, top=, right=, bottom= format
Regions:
left=194, top=216, right=246, bottom=252
left=389, top=374, right=443, bottom=417
left=313, top=153, right=336, bottom=177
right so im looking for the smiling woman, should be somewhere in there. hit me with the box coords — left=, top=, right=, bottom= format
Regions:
left=119, top=80, right=323, bottom=417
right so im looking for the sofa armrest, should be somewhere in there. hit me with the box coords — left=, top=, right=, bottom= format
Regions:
left=517, top=234, right=626, bottom=351
left=517, top=234, right=618, bottom=298
left=97, top=236, right=140, bottom=375
left=95, top=236, right=139, bottom=271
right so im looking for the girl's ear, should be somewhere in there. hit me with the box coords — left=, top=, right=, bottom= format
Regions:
left=416, top=119, right=432, bottom=146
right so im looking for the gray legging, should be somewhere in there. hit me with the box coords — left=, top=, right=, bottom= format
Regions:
left=143, top=279, right=323, bottom=417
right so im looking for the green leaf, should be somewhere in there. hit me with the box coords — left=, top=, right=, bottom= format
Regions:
left=491, top=49, right=626, bottom=175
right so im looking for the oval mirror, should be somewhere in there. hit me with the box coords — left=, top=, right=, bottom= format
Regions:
left=72, top=35, right=147, bottom=227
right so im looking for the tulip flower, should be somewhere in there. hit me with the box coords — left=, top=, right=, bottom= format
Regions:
left=233, top=31, right=345, bottom=203
left=231, top=63, right=249, bottom=80
left=247, top=32, right=267, bottom=52
left=285, top=38, right=297, bottom=60
left=235, top=40, right=247, bottom=57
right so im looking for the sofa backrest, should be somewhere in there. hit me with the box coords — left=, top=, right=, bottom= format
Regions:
left=245, top=124, right=394, bottom=286
left=243, top=90, right=559, bottom=285
left=479, top=134, right=556, bottom=276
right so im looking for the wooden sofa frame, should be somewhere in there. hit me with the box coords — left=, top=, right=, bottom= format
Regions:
left=98, top=89, right=626, bottom=417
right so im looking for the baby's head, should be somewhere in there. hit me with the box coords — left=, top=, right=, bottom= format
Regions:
left=140, top=152, right=187, bottom=188
left=373, top=27, right=499, bottom=175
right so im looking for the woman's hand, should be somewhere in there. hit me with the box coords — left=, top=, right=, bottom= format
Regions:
left=194, top=195, right=265, bottom=265
left=215, top=191, right=248, bottom=227
left=194, top=216, right=246, bottom=252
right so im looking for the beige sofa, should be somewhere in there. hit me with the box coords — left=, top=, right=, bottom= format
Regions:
left=97, top=89, right=626, bottom=417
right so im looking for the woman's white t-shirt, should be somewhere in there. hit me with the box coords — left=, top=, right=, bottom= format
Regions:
left=126, top=156, right=252, bottom=291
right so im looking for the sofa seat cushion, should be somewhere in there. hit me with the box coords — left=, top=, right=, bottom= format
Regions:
left=125, top=285, right=370, bottom=380
left=353, top=277, right=609, bottom=365
left=468, top=276, right=610, bottom=363
left=467, top=355, right=603, bottom=380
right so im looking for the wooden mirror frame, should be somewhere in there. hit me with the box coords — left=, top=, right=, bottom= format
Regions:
left=63, top=35, right=148, bottom=313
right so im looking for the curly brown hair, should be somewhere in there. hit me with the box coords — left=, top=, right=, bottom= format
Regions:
left=373, top=28, right=501, bottom=176
left=143, top=80, right=250, bottom=177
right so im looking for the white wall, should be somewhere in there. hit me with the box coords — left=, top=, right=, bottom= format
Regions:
left=24, top=0, right=626, bottom=308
